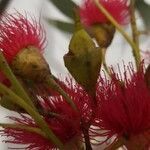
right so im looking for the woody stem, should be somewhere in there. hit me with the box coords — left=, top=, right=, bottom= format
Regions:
left=82, top=125, right=92, bottom=150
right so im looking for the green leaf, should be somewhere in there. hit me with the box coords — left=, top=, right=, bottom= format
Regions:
left=47, top=19, right=74, bottom=33
left=49, top=0, right=77, bottom=19
left=135, top=0, right=150, bottom=29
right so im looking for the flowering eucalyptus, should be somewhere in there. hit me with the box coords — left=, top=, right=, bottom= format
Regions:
left=0, top=0, right=148, bottom=148
left=93, top=64, right=150, bottom=149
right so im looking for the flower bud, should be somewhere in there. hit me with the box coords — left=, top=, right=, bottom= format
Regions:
left=64, top=27, right=102, bottom=93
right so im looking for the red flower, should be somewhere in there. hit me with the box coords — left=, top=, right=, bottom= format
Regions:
left=93, top=64, right=150, bottom=148
left=1, top=115, right=54, bottom=150
left=0, top=12, right=46, bottom=63
left=0, top=78, right=93, bottom=149
left=80, top=0, right=130, bottom=26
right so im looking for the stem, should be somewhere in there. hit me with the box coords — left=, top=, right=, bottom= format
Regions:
left=46, top=75, right=77, bottom=111
left=0, top=123, right=46, bottom=138
left=0, top=52, right=36, bottom=110
left=138, top=30, right=150, bottom=35
left=82, top=127, right=92, bottom=150
left=81, top=91, right=97, bottom=150
left=0, top=83, right=64, bottom=149
left=93, top=0, right=141, bottom=69
left=102, top=48, right=111, bottom=77
left=130, top=0, right=140, bottom=47
left=130, top=0, right=141, bottom=68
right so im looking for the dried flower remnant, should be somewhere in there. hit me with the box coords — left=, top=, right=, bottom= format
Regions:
left=94, top=64, right=150, bottom=149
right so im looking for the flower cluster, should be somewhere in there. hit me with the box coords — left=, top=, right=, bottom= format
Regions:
left=0, top=0, right=149, bottom=149
left=0, top=77, right=93, bottom=149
